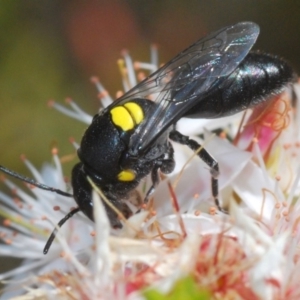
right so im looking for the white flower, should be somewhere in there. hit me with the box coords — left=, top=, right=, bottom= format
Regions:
left=1, top=46, right=300, bottom=300
left=0, top=152, right=94, bottom=298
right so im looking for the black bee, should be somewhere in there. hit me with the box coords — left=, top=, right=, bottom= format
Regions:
left=0, top=22, right=296, bottom=254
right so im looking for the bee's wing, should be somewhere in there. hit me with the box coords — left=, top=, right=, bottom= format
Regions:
left=115, top=22, right=260, bottom=155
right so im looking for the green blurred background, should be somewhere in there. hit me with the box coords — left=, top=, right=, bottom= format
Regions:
left=0, top=0, right=299, bottom=284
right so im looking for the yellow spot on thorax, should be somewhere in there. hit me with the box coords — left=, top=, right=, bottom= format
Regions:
left=110, top=106, right=134, bottom=131
left=110, top=102, right=144, bottom=131
left=124, top=102, right=144, bottom=124
left=118, top=169, right=136, bottom=181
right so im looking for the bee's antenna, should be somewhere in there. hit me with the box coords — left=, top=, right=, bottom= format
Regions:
left=43, top=207, right=81, bottom=254
left=0, top=165, right=73, bottom=197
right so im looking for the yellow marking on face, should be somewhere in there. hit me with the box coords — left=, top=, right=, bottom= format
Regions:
left=124, top=102, right=144, bottom=124
left=110, top=106, right=134, bottom=131
left=117, top=169, right=136, bottom=181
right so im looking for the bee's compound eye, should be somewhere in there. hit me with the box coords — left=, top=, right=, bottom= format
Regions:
left=117, top=169, right=136, bottom=181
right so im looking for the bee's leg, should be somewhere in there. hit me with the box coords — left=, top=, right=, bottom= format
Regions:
left=169, top=130, right=226, bottom=213
left=143, top=164, right=160, bottom=204
left=144, top=143, right=175, bottom=204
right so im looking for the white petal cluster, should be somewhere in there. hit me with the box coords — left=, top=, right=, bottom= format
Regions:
left=1, top=48, right=300, bottom=300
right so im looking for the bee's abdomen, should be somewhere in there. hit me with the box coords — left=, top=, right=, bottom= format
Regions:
left=185, top=52, right=296, bottom=119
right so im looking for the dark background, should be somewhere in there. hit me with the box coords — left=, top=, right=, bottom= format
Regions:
left=0, top=0, right=299, bottom=284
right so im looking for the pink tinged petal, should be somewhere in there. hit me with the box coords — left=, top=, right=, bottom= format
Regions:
left=235, top=93, right=291, bottom=161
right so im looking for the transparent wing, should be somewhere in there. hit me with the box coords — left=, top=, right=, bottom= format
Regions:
left=113, top=22, right=260, bottom=155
